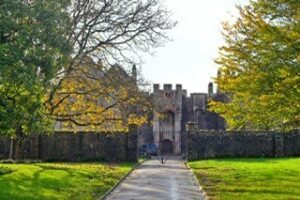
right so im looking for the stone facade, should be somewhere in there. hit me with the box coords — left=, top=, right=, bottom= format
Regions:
left=148, top=83, right=226, bottom=155
left=152, top=84, right=183, bottom=155
left=54, top=62, right=138, bottom=132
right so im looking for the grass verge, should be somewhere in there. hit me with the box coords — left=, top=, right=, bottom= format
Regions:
left=188, top=157, right=300, bottom=200
left=0, top=162, right=134, bottom=200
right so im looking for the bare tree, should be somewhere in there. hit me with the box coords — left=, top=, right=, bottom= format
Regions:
left=46, top=0, right=175, bottom=128
left=68, top=0, right=175, bottom=65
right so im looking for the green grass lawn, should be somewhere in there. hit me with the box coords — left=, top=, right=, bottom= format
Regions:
left=0, top=162, right=134, bottom=200
left=188, top=157, right=300, bottom=200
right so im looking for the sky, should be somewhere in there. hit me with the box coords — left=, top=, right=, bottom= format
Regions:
left=141, top=0, right=250, bottom=94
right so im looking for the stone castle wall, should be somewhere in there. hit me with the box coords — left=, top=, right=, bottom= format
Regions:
left=0, top=130, right=138, bottom=162
left=187, top=127, right=300, bottom=160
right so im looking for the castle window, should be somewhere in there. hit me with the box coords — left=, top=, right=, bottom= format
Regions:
left=165, top=92, right=171, bottom=97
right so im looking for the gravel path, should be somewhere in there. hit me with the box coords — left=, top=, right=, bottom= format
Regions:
left=104, top=157, right=205, bottom=200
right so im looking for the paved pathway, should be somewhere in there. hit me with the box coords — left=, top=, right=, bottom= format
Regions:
left=104, top=157, right=205, bottom=200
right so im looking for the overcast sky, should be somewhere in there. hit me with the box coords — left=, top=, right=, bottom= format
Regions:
left=141, top=0, right=250, bottom=94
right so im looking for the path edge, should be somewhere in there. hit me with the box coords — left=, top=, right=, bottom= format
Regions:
left=185, top=162, right=210, bottom=200
left=100, top=159, right=147, bottom=200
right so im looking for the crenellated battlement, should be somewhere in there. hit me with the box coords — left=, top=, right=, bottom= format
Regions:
left=152, top=83, right=184, bottom=155
left=163, top=84, right=172, bottom=90
left=153, top=83, right=183, bottom=92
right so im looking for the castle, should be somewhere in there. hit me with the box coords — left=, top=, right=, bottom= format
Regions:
left=140, top=83, right=226, bottom=155
left=53, top=61, right=226, bottom=155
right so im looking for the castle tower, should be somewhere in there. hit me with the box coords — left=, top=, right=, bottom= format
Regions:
left=152, top=84, right=183, bottom=155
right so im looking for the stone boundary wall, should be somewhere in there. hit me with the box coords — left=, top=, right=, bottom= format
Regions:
left=187, top=128, right=300, bottom=160
left=0, top=130, right=137, bottom=162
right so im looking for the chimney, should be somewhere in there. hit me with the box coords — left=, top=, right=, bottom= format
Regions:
left=132, top=64, right=137, bottom=83
left=208, top=82, right=213, bottom=97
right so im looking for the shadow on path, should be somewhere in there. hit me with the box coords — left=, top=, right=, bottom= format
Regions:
left=104, top=156, right=205, bottom=200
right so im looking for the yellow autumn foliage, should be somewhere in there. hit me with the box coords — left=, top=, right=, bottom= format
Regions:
left=210, top=0, right=300, bottom=131
left=46, top=58, right=151, bottom=132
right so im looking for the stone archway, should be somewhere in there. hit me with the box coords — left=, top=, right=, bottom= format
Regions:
left=161, top=139, right=173, bottom=155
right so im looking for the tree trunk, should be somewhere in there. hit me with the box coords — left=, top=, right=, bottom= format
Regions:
left=9, top=137, right=14, bottom=160
left=14, top=141, right=23, bottom=160
left=9, top=126, right=25, bottom=160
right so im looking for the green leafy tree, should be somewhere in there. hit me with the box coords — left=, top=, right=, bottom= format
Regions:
left=210, top=0, right=300, bottom=131
left=0, top=0, right=71, bottom=159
